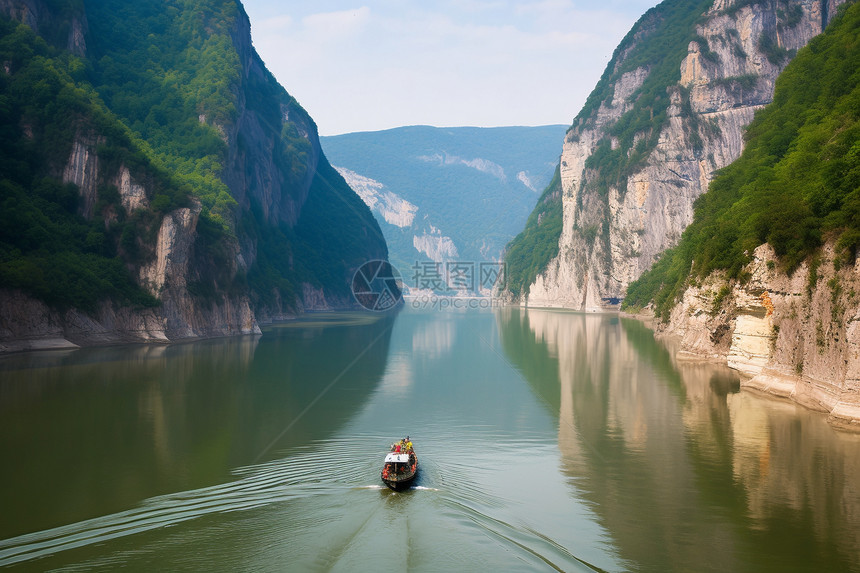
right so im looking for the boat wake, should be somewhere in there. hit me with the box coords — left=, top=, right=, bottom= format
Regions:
left=0, top=441, right=380, bottom=567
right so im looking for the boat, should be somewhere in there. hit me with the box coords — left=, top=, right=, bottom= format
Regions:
left=381, top=443, right=417, bottom=491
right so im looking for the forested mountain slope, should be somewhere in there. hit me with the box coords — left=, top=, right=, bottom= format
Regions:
left=0, top=0, right=387, bottom=350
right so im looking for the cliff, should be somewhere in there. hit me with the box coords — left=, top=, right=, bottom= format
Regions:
left=505, top=0, right=845, bottom=308
left=623, top=0, right=860, bottom=430
left=659, top=242, right=860, bottom=431
left=0, top=0, right=388, bottom=351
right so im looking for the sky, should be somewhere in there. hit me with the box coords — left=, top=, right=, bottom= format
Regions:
left=241, top=1, right=660, bottom=136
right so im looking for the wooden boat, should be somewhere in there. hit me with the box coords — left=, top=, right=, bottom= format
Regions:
left=381, top=447, right=417, bottom=491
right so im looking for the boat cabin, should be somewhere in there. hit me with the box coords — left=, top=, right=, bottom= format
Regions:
left=383, top=452, right=412, bottom=475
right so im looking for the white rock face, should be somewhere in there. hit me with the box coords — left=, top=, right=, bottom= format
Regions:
left=413, top=232, right=458, bottom=263
left=524, top=0, right=845, bottom=310
left=62, top=130, right=101, bottom=218
left=658, top=242, right=860, bottom=431
left=67, top=15, right=86, bottom=56
left=335, top=166, right=417, bottom=228
left=727, top=314, right=772, bottom=376
left=417, top=152, right=507, bottom=181
left=115, top=165, right=149, bottom=213
left=140, top=204, right=200, bottom=294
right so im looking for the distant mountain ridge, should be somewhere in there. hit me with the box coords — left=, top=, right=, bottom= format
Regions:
left=322, top=125, right=566, bottom=294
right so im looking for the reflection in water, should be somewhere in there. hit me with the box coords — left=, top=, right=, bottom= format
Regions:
left=2, top=308, right=859, bottom=571
left=411, top=313, right=457, bottom=360
left=0, top=313, right=394, bottom=541
left=498, top=308, right=860, bottom=573
left=1, top=309, right=619, bottom=572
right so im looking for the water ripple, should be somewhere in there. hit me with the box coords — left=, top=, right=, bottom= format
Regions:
left=0, top=441, right=386, bottom=567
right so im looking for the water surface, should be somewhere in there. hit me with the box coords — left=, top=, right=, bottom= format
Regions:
left=1, top=308, right=858, bottom=571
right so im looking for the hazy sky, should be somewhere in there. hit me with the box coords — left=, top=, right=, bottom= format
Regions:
left=241, top=0, right=659, bottom=135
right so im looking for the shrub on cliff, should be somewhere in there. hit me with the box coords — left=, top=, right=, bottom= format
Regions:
left=0, top=18, right=168, bottom=310
left=503, top=166, right=562, bottom=297
left=623, top=1, right=860, bottom=320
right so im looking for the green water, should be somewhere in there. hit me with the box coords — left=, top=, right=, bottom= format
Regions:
left=0, top=308, right=858, bottom=571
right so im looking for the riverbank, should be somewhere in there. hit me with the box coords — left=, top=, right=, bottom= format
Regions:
left=0, top=288, right=261, bottom=354
left=623, top=242, right=860, bottom=432
left=0, top=286, right=393, bottom=355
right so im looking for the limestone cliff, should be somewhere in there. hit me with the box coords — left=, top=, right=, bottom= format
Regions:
left=621, top=0, right=860, bottom=430
left=0, top=0, right=388, bottom=351
left=657, top=242, right=860, bottom=431
left=221, top=6, right=320, bottom=228
left=516, top=0, right=844, bottom=309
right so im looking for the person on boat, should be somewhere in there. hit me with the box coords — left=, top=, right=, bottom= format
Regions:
left=394, top=443, right=401, bottom=453
left=405, top=437, right=412, bottom=452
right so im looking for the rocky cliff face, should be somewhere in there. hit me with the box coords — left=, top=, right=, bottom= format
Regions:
left=522, top=0, right=844, bottom=310
left=0, top=0, right=87, bottom=56
left=0, top=0, right=387, bottom=351
left=657, top=241, right=860, bottom=431
left=221, top=7, right=320, bottom=228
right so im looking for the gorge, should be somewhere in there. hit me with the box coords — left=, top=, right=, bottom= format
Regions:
left=1, top=0, right=859, bottom=570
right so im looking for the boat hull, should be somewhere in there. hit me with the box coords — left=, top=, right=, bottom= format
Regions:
left=381, top=472, right=416, bottom=491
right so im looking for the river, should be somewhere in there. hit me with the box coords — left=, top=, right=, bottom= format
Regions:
left=1, top=308, right=858, bottom=571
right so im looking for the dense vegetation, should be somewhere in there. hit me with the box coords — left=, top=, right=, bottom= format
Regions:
left=623, top=1, right=860, bottom=320
left=0, top=16, right=185, bottom=310
left=86, top=0, right=241, bottom=228
left=2, top=0, right=384, bottom=314
left=501, top=167, right=562, bottom=297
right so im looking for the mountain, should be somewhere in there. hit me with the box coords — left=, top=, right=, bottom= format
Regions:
left=503, top=0, right=846, bottom=307
left=624, top=0, right=859, bottom=429
left=321, top=125, right=565, bottom=294
left=0, top=0, right=387, bottom=351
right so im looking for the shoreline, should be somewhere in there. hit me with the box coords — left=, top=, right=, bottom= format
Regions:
left=622, top=306, right=860, bottom=433
left=7, top=298, right=860, bottom=432
left=0, top=308, right=399, bottom=356
left=508, top=301, right=860, bottom=432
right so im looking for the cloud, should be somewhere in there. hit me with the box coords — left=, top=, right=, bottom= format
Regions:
left=301, top=6, right=371, bottom=37
left=252, top=14, right=292, bottom=32
left=243, top=0, right=657, bottom=135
